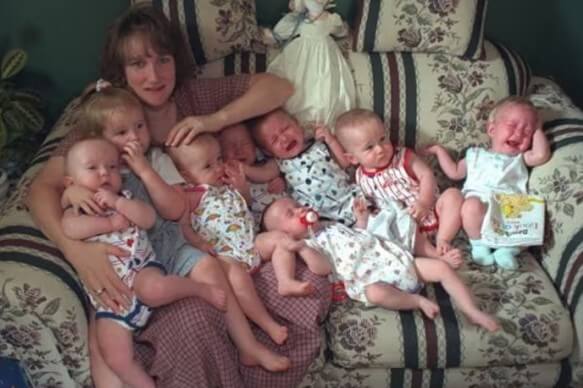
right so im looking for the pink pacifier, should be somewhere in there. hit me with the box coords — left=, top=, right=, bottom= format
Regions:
left=300, top=209, right=319, bottom=237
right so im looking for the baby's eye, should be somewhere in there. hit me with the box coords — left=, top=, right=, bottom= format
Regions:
left=380, top=136, right=386, bottom=143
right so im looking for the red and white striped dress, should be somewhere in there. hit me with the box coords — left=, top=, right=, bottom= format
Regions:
left=356, top=147, right=439, bottom=234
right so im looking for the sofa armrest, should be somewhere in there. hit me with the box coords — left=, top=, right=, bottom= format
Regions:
left=528, top=76, right=583, bottom=384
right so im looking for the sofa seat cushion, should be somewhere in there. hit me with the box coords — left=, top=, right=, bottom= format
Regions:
left=325, top=254, right=573, bottom=370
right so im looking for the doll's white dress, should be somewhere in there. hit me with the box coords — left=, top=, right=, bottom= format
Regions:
left=267, top=12, right=356, bottom=132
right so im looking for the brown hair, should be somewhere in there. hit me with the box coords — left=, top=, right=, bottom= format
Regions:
left=335, top=108, right=385, bottom=145
left=488, top=96, right=538, bottom=123
left=100, top=3, right=193, bottom=88
left=79, top=87, right=143, bottom=137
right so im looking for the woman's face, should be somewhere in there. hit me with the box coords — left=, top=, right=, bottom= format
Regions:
left=122, top=34, right=176, bottom=109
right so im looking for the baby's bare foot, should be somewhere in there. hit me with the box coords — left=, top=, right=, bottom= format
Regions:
left=198, top=284, right=227, bottom=311
left=439, top=248, right=464, bottom=269
left=469, top=310, right=500, bottom=332
left=417, top=296, right=440, bottom=319
left=240, top=345, right=291, bottom=372
left=265, top=324, right=288, bottom=345
left=278, top=279, right=315, bottom=297
left=436, top=239, right=453, bottom=255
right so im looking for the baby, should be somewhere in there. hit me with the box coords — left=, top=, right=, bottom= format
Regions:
left=61, top=138, right=223, bottom=388
left=263, top=196, right=499, bottom=332
left=250, top=108, right=362, bottom=225
left=334, top=109, right=464, bottom=267
left=218, top=122, right=287, bottom=227
left=168, top=134, right=289, bottom=345
left=423, top=96, right=551, bottom=269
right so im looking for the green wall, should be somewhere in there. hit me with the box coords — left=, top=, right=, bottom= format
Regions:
left=1, top=0, right=582, bottom=128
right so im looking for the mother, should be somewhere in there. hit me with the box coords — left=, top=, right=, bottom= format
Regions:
left=27, top=4, right=330, bottom=387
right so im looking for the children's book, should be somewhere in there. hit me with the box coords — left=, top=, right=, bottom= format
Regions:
left=481, top=193, right=545, bottom=247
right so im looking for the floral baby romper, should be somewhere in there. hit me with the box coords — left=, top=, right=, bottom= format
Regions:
left=86, top=190, right=164, bottom=330
left=188, top=184, right=261, bottom=269
left=305, top=223, right=422, bottom=305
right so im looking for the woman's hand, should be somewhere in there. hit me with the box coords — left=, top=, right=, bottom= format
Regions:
left=63, top=240, right=132, bottom=312
left=122, top=140, right=150, bottom=176
left=62, top=185, right=104, bottom=216
left=166, top=114, right=224, bottom=147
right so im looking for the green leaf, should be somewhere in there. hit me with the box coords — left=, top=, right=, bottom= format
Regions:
left=11, top=101, right=44, bottom=132
left=531, top=296, right=553, bottom=306
left=42, top=298, right=61, bottom=316
left=402, top=4, right=418, bottom=15
left=500, top=318, right=518, bottom=336
left=0, top=116, right=6, bottom=150
left=563, top=203, right=575, bottom=217
left=1, top=49, right=27, bottom=80
left=2, top=108, right=24, bottom=133
left=12, top=89, right=42, bottom=106
left=488, top=335, right=509, bottom=348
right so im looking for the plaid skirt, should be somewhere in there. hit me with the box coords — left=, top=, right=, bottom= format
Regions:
left=136, top=261, right=331, bottom=387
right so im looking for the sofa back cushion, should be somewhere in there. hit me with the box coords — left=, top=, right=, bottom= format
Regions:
left=352, top=0, right=488, bottom=59
left=132, top=0, right=261, bottom=65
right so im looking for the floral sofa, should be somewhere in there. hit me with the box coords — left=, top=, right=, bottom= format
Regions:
left=2, top=1, right=583, bottom=387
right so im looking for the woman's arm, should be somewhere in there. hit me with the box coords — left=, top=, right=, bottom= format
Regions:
left=62, top=208, right=120, bottom=240
left=166, top=73, right=294, bottom=146
left=26, top=156, right=132, bottom=311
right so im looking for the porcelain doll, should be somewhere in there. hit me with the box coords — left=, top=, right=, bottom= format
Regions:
left=264, top=0, right=356, bottom=134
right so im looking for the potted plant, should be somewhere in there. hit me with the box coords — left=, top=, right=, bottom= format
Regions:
left=0, top=48, right=44, bottom=200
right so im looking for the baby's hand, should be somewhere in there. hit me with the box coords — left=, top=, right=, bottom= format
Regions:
left=94, top=189, right=120, bottom=209
left=353, top=197, right=369, bottom=220
left=122, top=141, right=150, bottom=176
left=267, top=176, right=286, bottom=194
left=315, top=125, right=334, bottom=144
left=224, top=160, right=248, bottom=192
left=419, top=144, right=445, bottom=157
left=63, top=185, right=104, bottom=215
left=109, top=213, right=130, bottom=231
left=281, top=235, right=305, bottom=252
left=408, top=200, right=430, bottom=222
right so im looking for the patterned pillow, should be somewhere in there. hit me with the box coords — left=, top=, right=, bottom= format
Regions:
left=132, top=0, right=261, bottom=65
left=352, top=0, right=488, bottom=59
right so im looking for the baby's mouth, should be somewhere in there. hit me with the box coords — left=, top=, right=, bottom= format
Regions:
left=285, top=140, right=297, bottom=152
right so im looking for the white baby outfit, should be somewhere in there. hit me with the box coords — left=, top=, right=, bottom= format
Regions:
left=305, top=223, right=421, bottom=305
left=267, top=12, right=355, bottom=131
left=86, top=190, right=163, bottom=331
left=188, top=184, right=261, bottom=269
left=462, top=147, right=529, bottom=201
left=356, top=148, right=439, bottom=234
left=462, top=147, right=543, bottom=248
left=277, top=140, right=362, bottom=225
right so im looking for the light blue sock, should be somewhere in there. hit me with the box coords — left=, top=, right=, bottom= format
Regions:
left=493, top=247, right=521, bottom=270
left=470, top=239, right=494, bottom=266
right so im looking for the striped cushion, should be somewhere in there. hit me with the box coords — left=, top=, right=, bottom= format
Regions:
left=132, top=0, right=262, bottom=65
left=325, top=255, right=573, bottom=369
left=349, top=40, right=530, bottom=152
left=352, top=0, right=488, bottom=59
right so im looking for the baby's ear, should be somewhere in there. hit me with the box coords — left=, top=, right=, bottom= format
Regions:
left=63, top=176, right=74, bottom=187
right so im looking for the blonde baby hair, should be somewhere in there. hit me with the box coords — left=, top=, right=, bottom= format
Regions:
left=488, top=96, right=538, bottom=124
left=335, top=108, right=384, bottom=146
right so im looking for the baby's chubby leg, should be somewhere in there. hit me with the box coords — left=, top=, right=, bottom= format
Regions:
left=414, top=232, right=463, bottom=269
left=133, top=266, right=226, bottom=311
left=414, top=258, right=499, bottom=332
left=435, top=187, right=463, bottom=253
left=365, top=283, right=439, bottom=319
left=218, top=256, right=289, bottom=346
left=189, top=255, right=290, bottom=372
left=96, top=319, right=154, bottom=388
left=256, top=230, right=320, bottom=296
left=461, top=197, right=493, bottom=265
left=89, top=314, right=123, bottom=388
